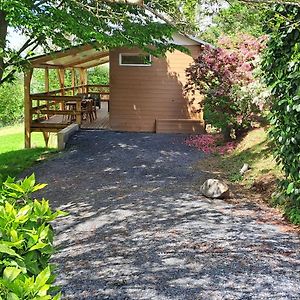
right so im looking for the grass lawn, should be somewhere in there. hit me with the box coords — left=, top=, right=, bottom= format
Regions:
left=0, top=124, right=57, bottom=183
left=195, top=128, right=300, bottom=224
left=197, top=128, right=281, bottom=183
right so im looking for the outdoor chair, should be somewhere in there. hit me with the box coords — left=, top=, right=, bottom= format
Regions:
left=81, top=99, right=95, bottom=122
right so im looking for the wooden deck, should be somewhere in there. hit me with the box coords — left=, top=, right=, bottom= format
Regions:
left=41, top=102, right=110, bottom=130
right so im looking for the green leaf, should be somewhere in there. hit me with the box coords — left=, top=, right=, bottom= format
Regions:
left=3, top=267, right=21, bottom=282
left=52, top=293, right=62, bottom=300
left=7, top=293, right=20, bottom=300
left=16, top=205, right=31, bottom=222
left=21, top=174, right=36, bottom=192
left=287, top=182, right=294, bottom=194
left=32, top=184, right=48, bottom=193
left=0, top=244, right=22, bottom=259
left=34, top=266, right=51, bottom=290
left=37, top=283, right=50, bottom=296
left=5, top=202, right=16, bottom=216
left=32, top=296, right=51, bottom=300
left=4, top=183, right=25, bottom=194
left=29, top=242, right=48, bottom=251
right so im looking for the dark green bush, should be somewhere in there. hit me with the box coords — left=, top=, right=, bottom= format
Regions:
left=0, top=174, right=66, bottom=299
left=0, top=78, right=23, bottom=127
left=88, top=65, right=109, bottom=85
left=261, top=4, right=300, bottom=222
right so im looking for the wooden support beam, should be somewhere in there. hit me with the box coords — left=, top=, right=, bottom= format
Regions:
left=31, top=109, right=81, bottom=115
left=64, top=51, right=109, bottom=68
left=42, top=132, right=50, bottom=147
left=71, top=68, right=76, bottom=96
left=30, top=95, right=82, bottom=101
left=76, top=99, right=82, bottom=125
left=31, top=122, right=68, bottom=129
left=31, top=128, right=63, bottom=133
left=79, top=68, right=87, bottom=93
left=30, top=44, right=94, bottom=66
left=45, top=68, right=49, bottom=93
left=83, top=69, right=88, bottom=93
left=24, top=68, right=33, bottom=149
left=57, top=68, right=65, bottom=96
left=57, top=68, right=65, bottom=111
left=77, top=58, right=109, bottom=69
left=45, top=67, right=50, bottom=119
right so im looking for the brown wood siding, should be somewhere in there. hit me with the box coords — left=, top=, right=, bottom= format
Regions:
left=156, top=119, right=205, bottom=134
left=109, top=46, right=203, bottom=132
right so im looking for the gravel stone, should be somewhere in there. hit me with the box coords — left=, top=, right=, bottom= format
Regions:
left=25, top=130, right=300, bottom=300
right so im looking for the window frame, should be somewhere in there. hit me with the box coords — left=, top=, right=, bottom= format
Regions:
left=119, top=53, right=152, bottom=67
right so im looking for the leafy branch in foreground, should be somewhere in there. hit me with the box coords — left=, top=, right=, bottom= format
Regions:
left=0, top=174, right=67, bottom=299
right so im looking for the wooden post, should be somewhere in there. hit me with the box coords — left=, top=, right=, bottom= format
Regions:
left=79, top=68, right=87, bottom=93
left=45, top=67, right=49, bottom=93
left=84, top=68, right=88, bottom=93
left=57, top=68, right=65, bottom=95
left=45, top=67, right=50, bottom=119
left=24, top=68, right=33, bottom=149
left=76, top=99, right=82, bottom=125
left=42, top=131, right=50, bottom=147
left=57, top=68, right=65, bottom=110
left=71, top=68, right=75, bottom=96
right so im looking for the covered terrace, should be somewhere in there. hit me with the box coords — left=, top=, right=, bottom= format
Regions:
left=24, top=44, right=110, bottom=148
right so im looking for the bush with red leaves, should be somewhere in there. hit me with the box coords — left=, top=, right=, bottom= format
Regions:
left=185, top=134, right=235, bottom=155
left=185, top=34, right=268, bottom=140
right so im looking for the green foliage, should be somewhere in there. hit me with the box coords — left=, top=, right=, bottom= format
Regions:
left=0, top=63, right=110, bottom=126
left=0, top=77, right=23, bottom=127
left=88, top=65, right=109, bottom=85
left=185, top=35, right=267, bottom=139
left=0, top=0, right=198, bottom=85
left=0, top=174, right=65, bottom=299
left=201, top=1, right=265, bottom=44
left=261, top=4, right=300, bottom=222
left=31, top=70, right=61, bottom=94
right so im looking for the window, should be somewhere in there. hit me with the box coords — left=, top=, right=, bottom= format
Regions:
left=119, top=53, right=152, bottom=66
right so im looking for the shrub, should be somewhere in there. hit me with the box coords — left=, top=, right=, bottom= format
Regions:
left=185, top=134, right=236, bottom=154
left=88, top=65, right=109, bottom=85
left=0, top=174, right=66, bottom=299
left=261, top=4, right=300, bottom=221
left=185, top=34, right=269, bottom=140
left=0, top=78, right=23, bottom=127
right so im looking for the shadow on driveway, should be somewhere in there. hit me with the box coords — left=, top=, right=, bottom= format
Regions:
left=27, top=130, right=300, bottom=300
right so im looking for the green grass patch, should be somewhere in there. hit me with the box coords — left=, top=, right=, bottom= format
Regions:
left=221, top=128, right=282, bottom=186
left=0, top=124, right=57, bottom=183
left=197, top=128, right=300, bottom=226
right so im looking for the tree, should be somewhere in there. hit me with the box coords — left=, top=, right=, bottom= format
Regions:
left=0, top=75, right=23, bottom=126
left=0, top=0, right=197, bottom=85
left=200, top=0, right=265, bottom=44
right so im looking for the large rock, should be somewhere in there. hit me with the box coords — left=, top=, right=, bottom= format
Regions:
left=200, top=179, right=230, bottom=199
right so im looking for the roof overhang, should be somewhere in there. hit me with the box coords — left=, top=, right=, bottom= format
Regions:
left=30, top=44, right=109, bottom=69
left=29, top=33, right=210, bottom=70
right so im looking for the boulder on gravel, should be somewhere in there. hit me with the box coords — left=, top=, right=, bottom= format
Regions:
left=200, top=179, right=230, bottom=199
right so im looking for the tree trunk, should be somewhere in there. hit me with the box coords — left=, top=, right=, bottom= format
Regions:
left=222, top=126, right=232, bottom=141
left=0, top=10, right=8, bottom=84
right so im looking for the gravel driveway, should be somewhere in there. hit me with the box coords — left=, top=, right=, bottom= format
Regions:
left=27, top=130, right=300, bottom=300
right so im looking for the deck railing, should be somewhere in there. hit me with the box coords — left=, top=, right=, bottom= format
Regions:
left=29, top=84, right=109, bottom=131
left=33, top=84, right=109, bottom=97
left=30, top=95, right=82, bottom=130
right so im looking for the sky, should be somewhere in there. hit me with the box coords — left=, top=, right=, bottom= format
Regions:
left=7, top=28, right=27, bottom=50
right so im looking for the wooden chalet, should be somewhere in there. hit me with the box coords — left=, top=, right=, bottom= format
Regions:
left=24, top=33, right=205, bottom=148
